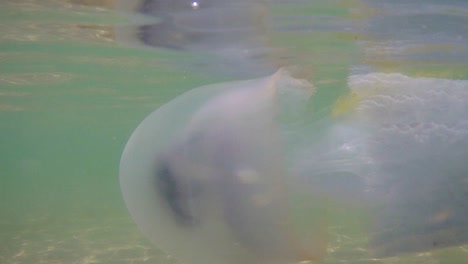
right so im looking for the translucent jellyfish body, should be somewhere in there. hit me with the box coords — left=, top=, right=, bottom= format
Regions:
left=119, top=69, right=326, bottom=264
left=121, top=69, right=467, bottom=263
left=294, top=73, right=468, bottom=258
left=350, top=73, right=468, bottom=257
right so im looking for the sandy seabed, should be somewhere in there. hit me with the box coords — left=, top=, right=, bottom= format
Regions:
left=0, top=214, right=179, bottom=264
left=1, top=214, right=466, bottom=264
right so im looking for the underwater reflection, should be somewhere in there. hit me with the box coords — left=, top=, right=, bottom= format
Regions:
left=357, top=0, right=468, bottom=77
left=115, top=0, right=276, bottom=78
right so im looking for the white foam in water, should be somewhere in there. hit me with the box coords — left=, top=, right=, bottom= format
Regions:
left=120, top=70, right=468, bottom=263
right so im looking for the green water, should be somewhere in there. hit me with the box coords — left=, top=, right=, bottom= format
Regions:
left=0, top=1, right=207, bottom=263
left=0, top=1, right=466, bottom=263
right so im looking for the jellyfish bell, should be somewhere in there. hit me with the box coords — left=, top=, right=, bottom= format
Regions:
left=293, top=72, right=468, bottom=258
left=120, top=66, right=467, bottom=262
left=347, top=73, right=468, bottom=258
left=119, top=69, right=326, bottom=264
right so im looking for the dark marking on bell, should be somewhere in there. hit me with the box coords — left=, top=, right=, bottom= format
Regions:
left=155, top=161, right=196, bottom=226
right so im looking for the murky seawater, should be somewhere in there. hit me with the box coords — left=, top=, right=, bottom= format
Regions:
left=0, top=0, right=466, bottom=263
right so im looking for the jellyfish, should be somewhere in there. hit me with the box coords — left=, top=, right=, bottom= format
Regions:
left=350, top=73, right=468, bottom=257
left=293, top=72, right=468, bottom=258
left=120, top=68, right=468, bottom=263
left=119, top=69, right=327, bottom=264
